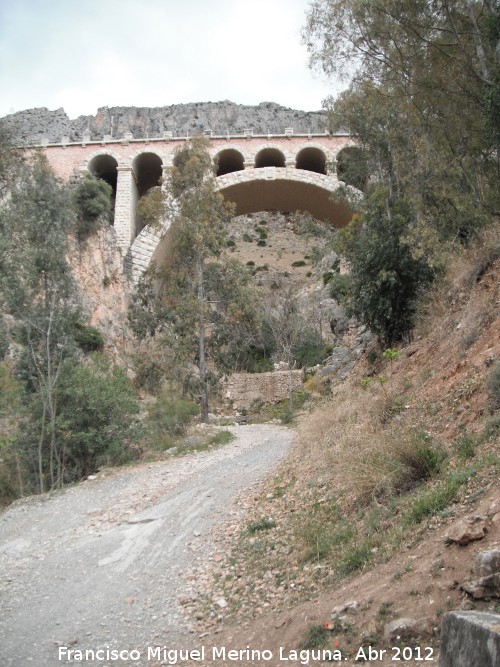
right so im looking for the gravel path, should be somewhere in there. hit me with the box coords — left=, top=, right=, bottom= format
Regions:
left=0, top=424, right=293, bottom=667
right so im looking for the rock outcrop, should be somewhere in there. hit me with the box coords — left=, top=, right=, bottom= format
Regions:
left=1, top=101, right=329, bottom=145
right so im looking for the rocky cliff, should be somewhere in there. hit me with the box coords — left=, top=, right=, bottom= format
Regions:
left=2, top=101, right=329, bottom=145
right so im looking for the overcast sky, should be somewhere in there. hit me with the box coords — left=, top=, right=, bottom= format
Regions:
left=0, top=0, right=341, bottom=119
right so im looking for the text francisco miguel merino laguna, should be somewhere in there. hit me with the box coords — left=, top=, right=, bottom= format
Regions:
left=57, top=645, right=347, bottom=664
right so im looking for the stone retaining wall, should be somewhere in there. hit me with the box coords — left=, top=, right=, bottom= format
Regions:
left=225, top=370, right=303, bottom=410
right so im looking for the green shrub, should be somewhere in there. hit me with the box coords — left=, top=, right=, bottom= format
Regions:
left=291, top=329, right=326, bottom=367
left=209, top=431, right=235, bottom=446
left=454, top=433, right=477, bottom=460
left=398, top=430, right=447, bottom=485
left=329, top=273, right=351, bottom=302
left=338, top=540, right=374, bottom=575
left=247, top=517, right=276, bottom=534
left=74, top=323, right=104, bottom=352
left=136, top=187, right=165, bottom=230
left=0, top=319, right=9, bottom=361
left=404, top=482, right=455, bottom=525
left=257, top=239, right=267, bottom=247
left=43, top=355, right=141, bottom=481
left=292, top=260, right=307, bottom=267
left=242, top=233, right=253, bottom=242
left=149, top=391, right=200, bottom=440
left=226, top=238, right=236, bottom=247
left=300, top=624, right=330, bottom=651
left=74, top=174, right=113, bottom=238
left=322, top=271, right=334, bottom=285
left=246, top=260, right=255, bottom=266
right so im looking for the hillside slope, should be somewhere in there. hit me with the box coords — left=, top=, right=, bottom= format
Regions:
left=178, top=227, right=499, bottom=665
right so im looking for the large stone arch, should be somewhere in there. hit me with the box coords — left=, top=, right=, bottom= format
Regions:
left=127, top=167, right=355, bottom=282
left=217, top=167, right=352, bottom=224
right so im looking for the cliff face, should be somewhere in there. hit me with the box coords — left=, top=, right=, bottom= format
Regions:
left=2, top=101, right=329, bottom=144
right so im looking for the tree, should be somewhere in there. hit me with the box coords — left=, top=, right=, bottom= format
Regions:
left=263, top=284, right=324, bottom=408
left=155, top=137, right=236, bottom=421
left=304, top=1, right=500, bottom=235
left=335, top=189, right=436, bottom=345
left=0, top=154, right=79, bottom=492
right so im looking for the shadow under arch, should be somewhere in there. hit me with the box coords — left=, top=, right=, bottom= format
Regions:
left=128, top=169, right=356, bottom=281
left=215, top=148, right=245, bottom=176
left=295, top=146, right=327, bottom=174
left=217, top=170, right=352, bottom=226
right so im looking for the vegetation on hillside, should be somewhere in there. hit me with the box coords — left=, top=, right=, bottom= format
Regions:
left=0, top=131, right=140, bottom=504
left=304, top=0, right=499, bottom=344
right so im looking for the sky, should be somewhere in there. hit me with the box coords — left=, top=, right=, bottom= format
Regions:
left=0, top=0, right=341, bottom=119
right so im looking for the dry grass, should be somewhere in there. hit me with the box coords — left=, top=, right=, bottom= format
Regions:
left=415, top=221, right=500, bottom=341
left=294, top=373, right=446, bottom=506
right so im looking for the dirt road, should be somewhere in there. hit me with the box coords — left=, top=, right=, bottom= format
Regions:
left=0, top=424, right=293, bottom=666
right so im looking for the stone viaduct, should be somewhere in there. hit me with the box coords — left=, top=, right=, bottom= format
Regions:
left=36, top=129, right=356, bottom=281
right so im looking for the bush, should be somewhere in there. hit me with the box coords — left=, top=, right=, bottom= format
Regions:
left=292, top=260, right=307, bottom=267
left=300, top=625, right=330, bottom=651
left=148, top=391, right=200, bottom=442
left=74, top=323, right=104, bottom=352
left=74, top=174, right=112, bottom=238
left=44, top=355, right=141, bottom=481
left=329, top=273, right=351, bottom=302
left=247, top=517, right=276, bottom=534
left=136, top=187, right=165, bottom=231
left=322, top=271, right=334, bottom=285
left=0, top=319, right=9, bottom=361
left=291, top=329, right=327, bottom=368
left=403, top=468, right=473, bottom=525
left=257, top=239, right=267, bottom=247
left=337, top=426, right=447, bottom=503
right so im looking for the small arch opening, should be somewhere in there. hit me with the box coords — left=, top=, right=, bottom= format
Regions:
left=133, top=153, right=164, bottom=237
left=88, top=154, right=118, bottom=197
left=133, top=152, right=163, bottom=196
left=295, top=147, right=327, bottom=174
left=255, top=148, right=285, bottom=168
left=336, top=146, right=369, bottom=191
left=216, top=149, right=244, bottom=176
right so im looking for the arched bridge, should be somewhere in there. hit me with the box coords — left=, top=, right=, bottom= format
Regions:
left=38, top=131, right=357, bottom=280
